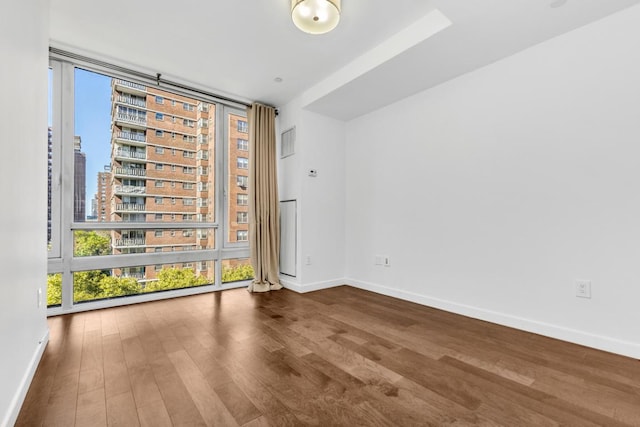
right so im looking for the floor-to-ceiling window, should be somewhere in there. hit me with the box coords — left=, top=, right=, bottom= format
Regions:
left=47, top=56, right=253, bottom=313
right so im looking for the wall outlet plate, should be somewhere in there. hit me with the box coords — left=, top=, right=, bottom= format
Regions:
left=576, top=280, right=591, bottom=298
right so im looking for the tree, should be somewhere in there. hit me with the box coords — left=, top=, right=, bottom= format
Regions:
left=144, top=267, right=209, bottom=292
left=74, top=230, right=111, bottom=256
left=47, top=274, right=62, bottom=306
left=222, top=263, right=254, bottom=283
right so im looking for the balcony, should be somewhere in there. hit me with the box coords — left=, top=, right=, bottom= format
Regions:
left=117, top=95, right=146, bottom=108
left=115, top=148, right=147, bottom=160
left=114, top=238, right=146, bottom=247
left=114, top=79, right=147, bottom=95
left=120, top=272, right=145, bottom=280
left=115, top=131, right=146, bottom=145
left=114, top=185, right=146, bottom=195
left=115, top=113, right=147, bottom=129
left=114, top=167, right=146, bottom=177
left=115, top=203, right=146, bottom=212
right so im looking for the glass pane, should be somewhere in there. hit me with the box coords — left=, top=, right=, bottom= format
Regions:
left=47, top=273, right=62, bottom=307
left=73, top=67, right=216, bottom=246
left=73, top=229, right=214, bottom=256
left=221, top=258, right=254, bottom=283
left=73, top=262, right=214, bottom=304
left=227, top=112, right=250, bottom=244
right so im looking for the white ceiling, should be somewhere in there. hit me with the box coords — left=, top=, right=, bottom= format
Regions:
left=50, top=0, right=640, bottom=120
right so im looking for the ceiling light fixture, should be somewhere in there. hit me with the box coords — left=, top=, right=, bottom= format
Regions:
left=291, top=0, right=341, bottom=35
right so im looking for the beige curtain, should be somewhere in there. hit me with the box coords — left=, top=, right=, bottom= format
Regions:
left=247, top=103, right=282, bottom=292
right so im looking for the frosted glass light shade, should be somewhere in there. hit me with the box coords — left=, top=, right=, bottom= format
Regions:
left=291, top=0, right=341, bottom=35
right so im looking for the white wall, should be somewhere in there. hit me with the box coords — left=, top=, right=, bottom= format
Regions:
left=345, top=4, right=640, bottom=358
left=278, top=100, right=346, bottom=290
left=0, top=1, right=50, bottom=425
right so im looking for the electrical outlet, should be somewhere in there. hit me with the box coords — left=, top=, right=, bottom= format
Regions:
left=576, top=280, right=591, bottom=299
left=305, top=255, right=312, bottom=265
left=374, top=255, right=384, bottom=266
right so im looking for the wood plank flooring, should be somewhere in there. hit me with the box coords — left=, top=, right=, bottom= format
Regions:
left=16, top=286, right=640, bottom=426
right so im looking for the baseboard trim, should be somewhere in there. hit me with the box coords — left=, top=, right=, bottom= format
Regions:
left=345, top=278, right=640, bottom=360
left=3, top=329, right=50, bottom=427
left=281, top=278, right=346, bottom=293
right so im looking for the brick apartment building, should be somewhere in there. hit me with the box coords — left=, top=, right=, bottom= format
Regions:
left=99, top=79, right=249, bottom=282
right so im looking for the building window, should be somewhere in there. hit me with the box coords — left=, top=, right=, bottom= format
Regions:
left=237, top=230, right=248, bottom=241
left=171, top=165, right=177, bottom=172
left=237, top=212, right=248, bottom=224
left=237, top=157, right=248, bottom=169
left=237, top=175, right=248, bottom=188
left=237, top=194, right=248, bottom=206
left=237, top=138, right=248, bottom=151
left=237, top=120, right=248, bottom=133
left=47, top=63, right=250, bottom=310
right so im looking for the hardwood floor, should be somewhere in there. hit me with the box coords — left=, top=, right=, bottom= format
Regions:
left=16, top=286, right=640, bottom=426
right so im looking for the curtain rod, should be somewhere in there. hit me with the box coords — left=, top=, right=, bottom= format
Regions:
left=49, top=47, right=277, bottom=114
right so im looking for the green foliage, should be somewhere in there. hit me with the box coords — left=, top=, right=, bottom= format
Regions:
left=73, top=271, right=142, bottom=303
left=47, top=274, right=62, bottom=306
left=144, top=268, right=210, bottom=292
left=222, top=263, right=254, bottom=283
left=74, top=230, right=112, bottom=256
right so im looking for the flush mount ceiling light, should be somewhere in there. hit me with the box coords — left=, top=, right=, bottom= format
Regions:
left=291, top=0, right=341, bottom=35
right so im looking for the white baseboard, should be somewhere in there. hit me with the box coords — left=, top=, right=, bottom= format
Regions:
left=345, top=278, right=640, bottom=360
left=281, top=278, right=346, bottom=293
left=3, top=330, right=50, bottom=427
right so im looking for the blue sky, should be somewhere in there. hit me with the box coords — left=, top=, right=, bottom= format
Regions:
left=74, top=68, right=112, bottom=215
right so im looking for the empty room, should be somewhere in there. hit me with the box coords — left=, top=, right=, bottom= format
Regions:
left=2, top=0, right=640, bottom=426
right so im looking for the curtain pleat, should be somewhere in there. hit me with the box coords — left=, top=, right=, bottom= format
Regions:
left=247, top=103, right=282, bottom=292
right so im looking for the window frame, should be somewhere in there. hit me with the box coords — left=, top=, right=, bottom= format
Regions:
left=47, top=55, right=252, bottom=315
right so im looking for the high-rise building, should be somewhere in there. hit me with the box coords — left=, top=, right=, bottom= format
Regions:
left=106, top=79, right=249, bottom=282
left=95, top=169, right=111, bottom=222
left=73, top=135, right=86, bottom=222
